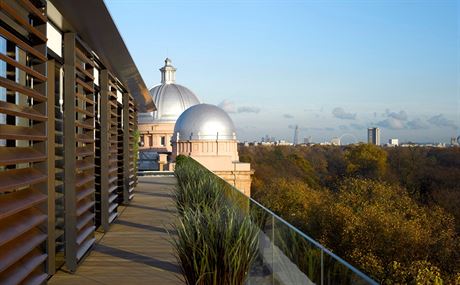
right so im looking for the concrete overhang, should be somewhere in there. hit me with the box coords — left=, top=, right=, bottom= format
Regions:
left=48, top=0, right=154, bottom=112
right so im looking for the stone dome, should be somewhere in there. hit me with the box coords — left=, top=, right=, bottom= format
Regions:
left=173, top=104, right=236, bottom=141
left=138, top=58, right=200, bottom=124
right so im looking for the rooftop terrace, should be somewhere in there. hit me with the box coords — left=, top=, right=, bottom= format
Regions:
left=49, top=176, right=183, bottom=285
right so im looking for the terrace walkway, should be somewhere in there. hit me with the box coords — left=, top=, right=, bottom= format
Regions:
left=49, top=176, right=183, bottom=285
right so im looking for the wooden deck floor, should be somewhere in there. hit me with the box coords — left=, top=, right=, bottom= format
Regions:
left=49, top=176, right=184, bottom=285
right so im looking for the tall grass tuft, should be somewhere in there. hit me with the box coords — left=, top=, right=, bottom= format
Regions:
left=173, top=207, right=259, bottom=285
left=173, top=162, right=224, bottom=215
left=172, top=156, right=260, bottom=285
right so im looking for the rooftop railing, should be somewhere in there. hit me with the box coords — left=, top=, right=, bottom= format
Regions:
left=188, top=158, right=378, bottom=285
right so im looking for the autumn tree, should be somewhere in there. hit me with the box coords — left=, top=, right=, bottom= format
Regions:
left=344, top=143, right=388, bottom=179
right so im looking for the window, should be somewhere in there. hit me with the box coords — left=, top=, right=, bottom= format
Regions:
left=160, top=136, right=166, bottom=146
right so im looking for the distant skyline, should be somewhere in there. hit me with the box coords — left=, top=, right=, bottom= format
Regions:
left=105, top=0, right=459, bottom=143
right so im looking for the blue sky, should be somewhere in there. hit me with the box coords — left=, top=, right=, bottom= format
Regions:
left=105, top=0, right=459, bottom=143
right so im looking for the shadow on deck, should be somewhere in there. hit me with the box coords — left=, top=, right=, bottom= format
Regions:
left=49, top=176, right=183, bottom=285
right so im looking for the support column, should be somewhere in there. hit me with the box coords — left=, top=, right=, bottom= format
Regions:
left=99, top=70, right=110, bottom=231
left=63, top=32, right=77, bottom=272
left=47, top=59, right=56, bottom=274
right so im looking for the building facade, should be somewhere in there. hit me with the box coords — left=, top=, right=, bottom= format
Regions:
left=171, top=104, right=252, bottom=196
left=367, top=127, right=380, bottom=145
left=389, top=138, right=399, bottom=146
left=138, top=58, right=200, bottom=170
left=0, top=0, right=153, bottom=281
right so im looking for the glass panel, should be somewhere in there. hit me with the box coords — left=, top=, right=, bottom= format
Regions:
left=208, top=168, right=376, bottom=285
left=323, top=253, right=371, bottom=285
left=273, top=217, right=322, bottom=284
left=247, top=200, right=273, bottom=285
left=47, top=22, right=63, bottom=57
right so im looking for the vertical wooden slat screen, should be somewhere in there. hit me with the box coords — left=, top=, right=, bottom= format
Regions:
left=53, top=61, right=65, bottom=272
left=122, top=92, right=137, bottom=202
left=0, top=0, right=49, bottom=283
left=129, top=94, right=138, bottom=189
left=63, top=33, right=96, bottom=272
left=96, top=70, right=119, bottom=232
left=95, top=70, right=107, bottom=230
left=117, top=101, right=124, bottom=203
left=107, top=77, right=120, bottom=222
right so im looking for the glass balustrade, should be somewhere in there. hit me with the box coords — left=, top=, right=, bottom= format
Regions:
left=217, top=176, right=377, bottom=285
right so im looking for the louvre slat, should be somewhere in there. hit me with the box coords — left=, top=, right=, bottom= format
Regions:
left=75, top=48, right=94, bottom=68
left=0, top=2, right=47, bottom=42
left=76, top=133, right=95, bottom=143
left=76, top=146, right=93, bottom=157
left=109, top=166, right=118, bottom=174
left=0, top=53, right=46, bottom=82
left=0, top=101, right=47, bottom=122
left=0, top=27, right=46, bottom=62
left=76, top=225, right=95, bottom=245
left=75, top=119, right=94, bottom=130
left=0, top=77, right=47, bottom=102
left=75, top=174, right=95, bottom=188
left=108, top=176, right=117, bottom=184
left=76, top=238, right=95, bottom=261
left=76, top=78, right=94, bottom=93
left=0, top=124, right=46, bottom=141
left=0, top=249, right=47, bottom=285
left=76, top=64, right=95, bottom=80
left=0, top=168, right=47, bottom=193
left=16, top=0, right=47, bottom=23
left=0, top=208, right=46, bottom=247
left=76, top=186, right=94, bottom=202
left=0, top=147, right=46, bottom=166
left=76, top=160, right=95, bottom=171
left=75, top=107, right=94, bottom=117
left=76, top=92, right=95, bottom=105
left=108, top=203, right=117, bottom=214
left=76, top=200, right=95, bottom=217
left=109, top=211, right=118, bottom=224
left=0, top=189, right=46, bottom=220
left=108, top=193, right=118, bottom=203
left=21, top=269, right=48, bottom=285
left=76, top=212, right=94, bottom=231
left=0, top=228, right=46, bottom=272
left=108, top=184, right=118, bottom=194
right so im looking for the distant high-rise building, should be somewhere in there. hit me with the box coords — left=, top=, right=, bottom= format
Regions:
left=368, top=128, right=380, bottom=145
left=389, top=138, right=399, bottom=146
left=293, top=125, right=299, bottom=145
left=304, top=136, right=312, bottom=144
left=451, top=137, right=459, bottom=146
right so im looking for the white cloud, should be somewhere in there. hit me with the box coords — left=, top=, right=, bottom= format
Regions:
left=428, top=114, right=458, bottom=129
left=218, top=100, right=236, bottom=113
left=332, top=107, right=356, bottom=120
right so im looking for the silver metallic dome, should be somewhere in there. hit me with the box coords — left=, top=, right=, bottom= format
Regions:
left=173, top=104, right=236, bottom=141
left=138, top=58, right=200, bottom=124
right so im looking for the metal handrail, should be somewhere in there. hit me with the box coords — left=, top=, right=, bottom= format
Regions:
left=193, top=160, right=379, bottom=285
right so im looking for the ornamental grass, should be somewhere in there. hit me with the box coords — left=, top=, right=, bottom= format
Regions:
left=172, top=156, right=260, bottom=285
